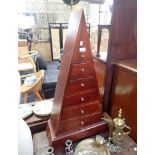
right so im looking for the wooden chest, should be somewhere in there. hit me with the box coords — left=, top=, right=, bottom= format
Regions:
left=46, top=9, right=108, bottom=147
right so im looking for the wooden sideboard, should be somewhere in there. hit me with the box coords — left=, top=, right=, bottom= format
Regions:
left=93, top=57, right=137, bottom=142
left=109, top=60, right=137, bottom=142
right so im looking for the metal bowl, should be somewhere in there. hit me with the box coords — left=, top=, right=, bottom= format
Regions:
left=74, top=138, right=110, bottom=155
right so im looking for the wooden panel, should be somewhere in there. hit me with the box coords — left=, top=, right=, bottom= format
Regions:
left=66, top=77, right=97, bottom=95
left=61, top=102, right=102, bottom=120
left=72, top=51, right=92, bottom=63
left=109, top=64, right=137, bottom=142
left=58, top=113, right=102, bottom=133
left=64, top=89, right=99, bottom=107
left=18, top=47, right=28, bottom=54
left=107, top=0, right=137, bottom=61
left=115, top=59, right=137, bottom=70
left=93, top=57, right=107, bottom=100
left=70, top=62, right=94, bottom=80
left=18, top=39, right=29, bottom=57
left=18, top=39, right=27, bottom=47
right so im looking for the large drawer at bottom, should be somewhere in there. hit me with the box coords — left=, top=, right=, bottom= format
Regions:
left=58, top=112, right=102, bottom=134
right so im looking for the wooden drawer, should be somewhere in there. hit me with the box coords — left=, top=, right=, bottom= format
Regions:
left=72, top=49, right=93, bottom=63
left=64, top=89, right=99, bottom=107
left=58, top=112, right=102, bottom=134
left=66, top=77, right=97, bottom=95
left=70, top=62, right=95, bottom=80
left=61, top=102, right=102, bottom=120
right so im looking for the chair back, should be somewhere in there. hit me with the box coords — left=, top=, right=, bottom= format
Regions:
left=18, top=55, right=36, bottom=73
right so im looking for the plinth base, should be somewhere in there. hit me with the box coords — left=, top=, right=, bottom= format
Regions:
left=46, top=119, right=108, bottom=148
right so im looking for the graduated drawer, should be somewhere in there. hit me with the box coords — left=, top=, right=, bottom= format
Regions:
left=70, top=62, right=95, bottom=80
left=64, top=89, right=99, bottom=107
left=58, top=112, right=102, bottom=134
left=72, top=50, right=93, bottom=63
left=61, top=102, right=102, bottom=120
left=66, top=77, right=97, bottom=95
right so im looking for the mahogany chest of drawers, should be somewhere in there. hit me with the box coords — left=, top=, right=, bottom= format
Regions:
left=46, top=9, right=108, bottom=147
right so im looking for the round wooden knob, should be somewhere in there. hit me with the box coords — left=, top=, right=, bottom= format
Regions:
left=81, top=83, right=84, bottom=87
left=81, top=55, right=85, bottom=58
left=81, top=97, right=84, bottom=102
left=81, top=110, right=84, bottom=114
left=81, top=68, right=85, bottom=72
left=81, top=121, right=84, bottom=125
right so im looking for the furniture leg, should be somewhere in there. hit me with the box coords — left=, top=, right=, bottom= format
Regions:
left=35, top=92, right=42, bottom=101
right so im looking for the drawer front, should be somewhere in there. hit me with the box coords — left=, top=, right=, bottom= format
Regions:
left=58, top=112, right=102, bottom=134
left=70, top=62, right=95, bottom=80
left=61, top=102, right=102, bottom=120
left=72, top=50, right=93, bottom=63
left=64, top=89, right=99, bottom=107
left=66, top=77, right=97, bottom=95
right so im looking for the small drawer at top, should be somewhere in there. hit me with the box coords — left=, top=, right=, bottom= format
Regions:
left=66, top=77, right=97, bottom=95
left=70, top=62, right=95, bottom=80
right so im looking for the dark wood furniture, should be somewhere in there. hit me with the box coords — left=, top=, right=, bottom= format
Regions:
left=93, top=0, right=137, bottom=112
left=104, top=0, right=137, bottom=112
left=107, top=0, right=137, bottom=62
left=93, top=59, right=137, bottom=143
left=46, top=9, right=108, bottom=147
left=93, top=57, right=107, bottom=102
left=109, top=60, right=137, bottom=142
left=92, top=0, right=137, bottom=142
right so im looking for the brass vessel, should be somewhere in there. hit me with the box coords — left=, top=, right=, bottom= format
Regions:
left=103, top=109, right=131, bottom=145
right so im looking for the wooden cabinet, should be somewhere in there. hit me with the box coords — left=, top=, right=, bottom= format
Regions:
left=46, top=10, right=108, bottom=147
left=94, top=0, right=137, bottom=112
left=66, top=77, right=97, bottom=95
left=70, top=62, right=95, bottom=79
left=109, top=60, right=137, bottom=142
left=93, top=0, right=137, bottom=142
left=64, top=89, right=99, bottom=107
left=61, top=102, right=102, bottom=120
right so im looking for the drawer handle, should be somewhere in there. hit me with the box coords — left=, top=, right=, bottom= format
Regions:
left=81, top=54, right=85, bottom=58
left=81, top=83, right=85, bottom=87
left=81, top=110, right=84, bottom=114
left=81, top=68, right=85, bottom=72
left=81, top=97, right=85, bottom=102
left=81, top=121, right=84, bottom=125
